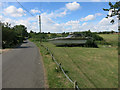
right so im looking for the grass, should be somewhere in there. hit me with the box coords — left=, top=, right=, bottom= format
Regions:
left=98, top=34, right=118, bottom=46
left=30, top=34, right=118, bottom=88
left=30, top=39, right=73, bottom=88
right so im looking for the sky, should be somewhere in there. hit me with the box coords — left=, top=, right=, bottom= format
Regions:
left=0, top=1, right=118, bottom=33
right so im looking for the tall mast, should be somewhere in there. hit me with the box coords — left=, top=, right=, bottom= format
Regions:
left=39, top=15, right=41, bottom=33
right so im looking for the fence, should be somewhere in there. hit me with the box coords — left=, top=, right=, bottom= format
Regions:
left=40, top=44, right=80, bottom=90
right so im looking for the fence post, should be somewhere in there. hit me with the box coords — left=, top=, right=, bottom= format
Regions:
left=40, top=44, right=42, bottom=47
left=59, top=63, right=61, bottom=70
left=74, top=81, right=77, bottom=90
left=51, top=54, right=54, bottom=60
left=46, top=47, right=48, bottom=51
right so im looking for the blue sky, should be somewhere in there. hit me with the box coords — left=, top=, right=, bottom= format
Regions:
left=1, top=2, right=118, bottom=33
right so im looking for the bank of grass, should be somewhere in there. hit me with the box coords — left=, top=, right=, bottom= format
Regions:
left=30, top=39, right=73, bottom=88
left=30, top=34, right=118, bottom=88
left=98, top=34, right=118, bottom=46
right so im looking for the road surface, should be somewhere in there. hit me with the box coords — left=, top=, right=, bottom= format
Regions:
left=2, top=40, right=45, bottom=88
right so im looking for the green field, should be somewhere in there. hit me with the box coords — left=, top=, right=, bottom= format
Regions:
left=31, top=34, right=118, bottom=88
left=98, top=34, right=118, bottom=46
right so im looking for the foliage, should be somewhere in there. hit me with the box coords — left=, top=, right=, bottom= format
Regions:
left=13, top=25, right=28, bottom=39
left=74, top=30, right=104, bottom=41
left=62, top=32, right=69, bottom=37
left=85, top=39, right=98, bottom=48
left=50, top=33, right=58, bottom=38
left=103, top=1, right=120, bottom=24
left=1, top=22, right=28, bottom=48
left=97, top=31, right=116, bottom=34
left=29, top=31, right=49, bottom=42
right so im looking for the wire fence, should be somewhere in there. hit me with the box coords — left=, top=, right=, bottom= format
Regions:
left=40, top=44, right=80, bottom=90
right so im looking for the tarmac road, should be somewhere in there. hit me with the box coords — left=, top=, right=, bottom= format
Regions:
left=2, top=40, right=45, bottom=88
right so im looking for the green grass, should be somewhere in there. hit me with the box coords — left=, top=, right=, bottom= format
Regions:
left=30, top=39, right=73, bottom=88
left=41, top=42, right=118, bottom=88
left=30, top=34, right=118, bottom=88
left=98, top=34, right=118, bottom=46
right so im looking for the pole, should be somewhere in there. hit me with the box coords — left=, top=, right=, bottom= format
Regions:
left=39, top=15, right=42, bottom=44
left=74, top=81, right=77, bottom=90
left=39, top=15, right=41, bottom=33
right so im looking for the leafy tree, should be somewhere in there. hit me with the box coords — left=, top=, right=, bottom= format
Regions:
left=103, top=1, right=120, bottom=23
left=13, top=25, right=28, bottom=38
left=2, top=22, right=18, bottom=48
left=1, top=22, right=28, bottom=48
left=50, top=33, right=58, bottom=38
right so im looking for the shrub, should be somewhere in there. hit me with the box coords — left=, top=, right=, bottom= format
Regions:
left=85, top=39, right=98, bottom=48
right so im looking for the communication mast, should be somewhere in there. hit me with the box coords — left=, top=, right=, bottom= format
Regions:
left=39, top=15, right=41, bottom=33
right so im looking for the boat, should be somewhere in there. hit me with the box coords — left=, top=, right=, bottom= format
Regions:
left=48, top=33, right=91, bottom=46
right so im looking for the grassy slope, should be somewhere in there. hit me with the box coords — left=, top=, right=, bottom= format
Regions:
left=42, top=42, right=118, bottom=88
left=31, top=34, right=118, bottom=88
left=31, top=40, right=73, bottom=88
left=98, top=34, right=118, bottom=46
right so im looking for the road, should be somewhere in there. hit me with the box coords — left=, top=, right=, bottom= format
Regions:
left=2, top=40, right=45, bottom=88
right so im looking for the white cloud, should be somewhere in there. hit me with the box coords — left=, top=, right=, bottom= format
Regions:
left=95, top=13, right=102, bottom=16
left=0, top=2, right=2, bottom=7
left=61, top=15, right=118, bottom=32
left=30, top=9, right=41, bottom=14
left=91, top=0, right=101, bottom=2
left=65, top=20, right=80, bottom=26
left=3, top=6, right=26, bottom=17
left=0, top=15, right=2, bottom=20
left=2, top=6, right=68, bottom=33
left=41, top=13, right=64, bottom=33
left=47, top=9, right=67, bottom=18
left=82, top=22, right=87, bottom=26
left=99, top=18, right=112, bottom=25
left=80, top=13, right=102, bottom=21
left=97, top=16, right=118, bottom=31
left=66, top=2, right=80, bottom=11
left=80, top=15, right=95, bottom=21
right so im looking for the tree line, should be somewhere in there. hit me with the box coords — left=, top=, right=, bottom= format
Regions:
left=29, top=30, right=112, bottom=48
left=1, top=21, right=29, bottom=49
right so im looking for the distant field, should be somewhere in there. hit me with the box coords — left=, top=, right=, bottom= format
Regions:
left=31, top=34, right=118, bottom=88
left=98, top=34, right=118, bottom=46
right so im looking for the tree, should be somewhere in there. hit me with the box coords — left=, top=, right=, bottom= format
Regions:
left=2, top=22, right=18, bottom=48
left=1, top=22, right=29, bottom=48
left=103, top=1, right=120, bottom=32
left=13, top=25, right=28, bottom=39
left=50, top=33, right=57, bottom=38
left=103, top=1, right=120, bottom=21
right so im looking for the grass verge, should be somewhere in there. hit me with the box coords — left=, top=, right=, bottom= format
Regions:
left=30, top=39, right=73, bottom=88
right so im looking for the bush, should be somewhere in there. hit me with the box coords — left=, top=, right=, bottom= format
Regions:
left=85, top=39, right=98, bottom=48
left=74, top=30, right=104, bottom=41
left=1, top=22, right=28, bottom=48
left=30, top=33, right=49, bottom=42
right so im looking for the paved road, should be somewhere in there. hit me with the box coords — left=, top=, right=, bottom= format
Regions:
left=2, top=40, right=45, bottom=88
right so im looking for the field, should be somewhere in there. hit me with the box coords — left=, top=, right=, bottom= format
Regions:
left=98, top=34, right=118, bottom=46
left=31, top=34, right=118, bottom=88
